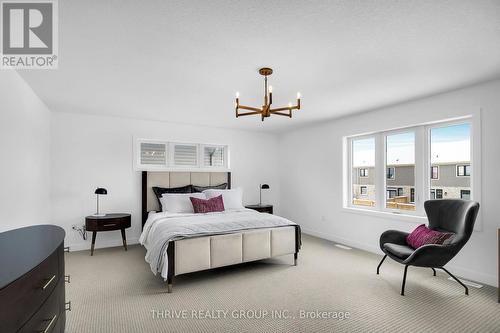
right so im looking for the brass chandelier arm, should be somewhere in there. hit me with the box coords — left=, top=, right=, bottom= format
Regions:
left=237, top=105, right=262, bottom=112
left=269, top=106, right=299, bottom=112
left=237, top=111, right=263, bottom=117
left=272, top=111, right=292, bottom=117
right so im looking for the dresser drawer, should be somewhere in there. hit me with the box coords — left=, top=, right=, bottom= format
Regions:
left=0, top=248, right=60, bottom=332
left=19, top=278, right=64, bottom=333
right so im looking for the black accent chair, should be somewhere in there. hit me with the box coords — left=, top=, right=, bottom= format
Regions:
left=377, top=199, right=480, bottom=296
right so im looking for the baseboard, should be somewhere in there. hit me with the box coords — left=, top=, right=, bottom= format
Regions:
left=301, top=227, right=498, bottom=288
left=301, top=227, right=380, bottom=254
left=66, top=237, right=140, bottom=252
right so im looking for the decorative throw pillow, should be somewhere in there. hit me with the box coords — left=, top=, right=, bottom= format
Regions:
left=190, top=195, right=225, bottom=214
left=152, top=185, right=192, bottom=210
left=406, top=224, right=454, bottom=249
left=192, top=183, right=228, bottom=193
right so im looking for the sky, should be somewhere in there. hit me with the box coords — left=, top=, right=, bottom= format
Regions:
left=353, top=123, right=471, bottom=167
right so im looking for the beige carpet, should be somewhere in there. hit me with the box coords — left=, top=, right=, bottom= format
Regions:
left=65, top=235, right=499, bottom=333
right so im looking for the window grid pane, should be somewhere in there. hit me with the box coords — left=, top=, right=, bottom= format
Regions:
left=385, top=132, right=416, bottom=211
left=204, top=146, right=225, bottom=167
left=140, top=143, right=166, bottom=165
left=351, top=138, right=375, bottom=207
left=174, top=144, right=198, bottom=166
left=431, top=123, right=471, bottom=200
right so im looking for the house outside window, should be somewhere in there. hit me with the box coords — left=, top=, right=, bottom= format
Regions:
left=457, top=164, right=471, bottom=177
left=360, top=186, right=367, bottom=195
left=461, top=190, right=471, bottom=200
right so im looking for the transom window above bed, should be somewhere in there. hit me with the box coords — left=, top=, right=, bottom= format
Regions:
left=135, top=139, right=229, bottom=171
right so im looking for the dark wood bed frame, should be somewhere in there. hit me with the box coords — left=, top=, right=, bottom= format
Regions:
left=141, top=171, right=300, bottom=293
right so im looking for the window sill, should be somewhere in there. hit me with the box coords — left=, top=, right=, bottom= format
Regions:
left=342, top=206, right=427, bottom=224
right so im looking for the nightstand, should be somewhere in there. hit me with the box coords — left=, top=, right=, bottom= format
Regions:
left=245, top=204, right=273, bottom=214
left=85, top=213, right=131, bottom=256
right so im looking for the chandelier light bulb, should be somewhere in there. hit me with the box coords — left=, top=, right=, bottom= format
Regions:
left=269, top=86, right=273, bottom=93
left=236, top=92, right=240, bottom=98
left=297, top=92, right=301, bottom=99
left=288, top=102, right=292, bottom=108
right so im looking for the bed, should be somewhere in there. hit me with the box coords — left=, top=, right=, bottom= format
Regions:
left=139, top=171, right=301, bottom=293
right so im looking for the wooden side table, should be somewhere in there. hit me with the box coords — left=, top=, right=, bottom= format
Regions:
left=245, top=204, right=273, bottom=214
left=85, top=213, right=131, bottom=256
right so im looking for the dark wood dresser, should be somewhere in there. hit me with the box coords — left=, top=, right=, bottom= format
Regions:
left=0, top=225, right=67, bottom=333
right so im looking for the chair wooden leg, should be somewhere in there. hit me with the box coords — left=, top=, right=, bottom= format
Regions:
left=441, top=267, right=469, bottom=295
left=431, top=268, right=436, bottom=276
left=293, top=252, right=298, bottom=266
left=401, top=265, right=409, bottom=296
left=377, top=255, right=387, bottom=275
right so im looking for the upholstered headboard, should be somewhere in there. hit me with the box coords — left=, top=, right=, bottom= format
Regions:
left=141, top=171, right=231, bottom=227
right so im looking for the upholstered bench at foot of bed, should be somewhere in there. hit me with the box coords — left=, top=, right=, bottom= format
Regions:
left=166, top=226, right=298, bottom=293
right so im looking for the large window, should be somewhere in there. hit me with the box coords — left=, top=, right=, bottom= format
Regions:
left=351, top=138, right=375, bottom=207
left=345, top=119, right=476, bottom=216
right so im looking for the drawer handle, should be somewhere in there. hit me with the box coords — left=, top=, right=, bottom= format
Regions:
left=65, top=275, right=71, bottom=283
left=41, top=275, right=56, bottom=290
left=40, top=314, right=57, bottom=333
left=65, top=301, right=72, bottom=311
left=64, top=246, right=70, bottom=253
left=103, top=223, right=116, bottom=227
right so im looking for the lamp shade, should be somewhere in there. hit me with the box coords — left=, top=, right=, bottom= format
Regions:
left=94, top=188, right=108, bottom=195
left=260, top=184, right=270, bottom=190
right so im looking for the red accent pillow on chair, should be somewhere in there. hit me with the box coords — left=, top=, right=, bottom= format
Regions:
left=190, top=195, right=225, bottom=213
left=406, top=224, right=454, bottom=249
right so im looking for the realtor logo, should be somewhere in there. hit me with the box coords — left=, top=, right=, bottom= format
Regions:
left=1, top=0, right=58, bottom=69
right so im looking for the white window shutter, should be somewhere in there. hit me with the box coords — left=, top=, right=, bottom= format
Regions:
left=203, top=146, right=225, bottom=167
left=140, top=142, right=167, bottom=166
left=174, top=144, right=198, bottom=166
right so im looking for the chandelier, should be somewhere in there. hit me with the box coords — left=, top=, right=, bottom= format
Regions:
left=235, top=67, right=301, bottom=121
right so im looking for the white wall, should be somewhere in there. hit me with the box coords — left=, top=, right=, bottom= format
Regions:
left=0, top=71, right=51, bottom=230
left=51, top=112, right=280, bottom=250
left=278, top=79, right=500, bottom=287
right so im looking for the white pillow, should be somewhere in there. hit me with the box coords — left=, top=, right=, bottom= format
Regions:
left=160, top=193, right=206, bottom=213
left=203, top=188, right=243, bottom=210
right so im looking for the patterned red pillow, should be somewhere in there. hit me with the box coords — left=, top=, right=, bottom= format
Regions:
left=190, top=195, right=225, bottom=213
left=406, top=224, right=454, bottom=249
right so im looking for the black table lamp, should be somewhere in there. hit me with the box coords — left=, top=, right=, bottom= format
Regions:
left=260, top=184, right=270, bottom=205
left=94, top=188, right=108, bottom=217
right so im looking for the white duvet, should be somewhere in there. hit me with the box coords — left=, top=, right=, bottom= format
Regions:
left=139, top=208, right=297, bottom=279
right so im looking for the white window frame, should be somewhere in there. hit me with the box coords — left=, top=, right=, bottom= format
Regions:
left=134, top=137, right=230, bottom=171
left=343, top=114, right=481, bottom=227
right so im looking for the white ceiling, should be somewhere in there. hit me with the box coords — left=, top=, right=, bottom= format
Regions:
left=19, top=0, right=500, bottom=133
